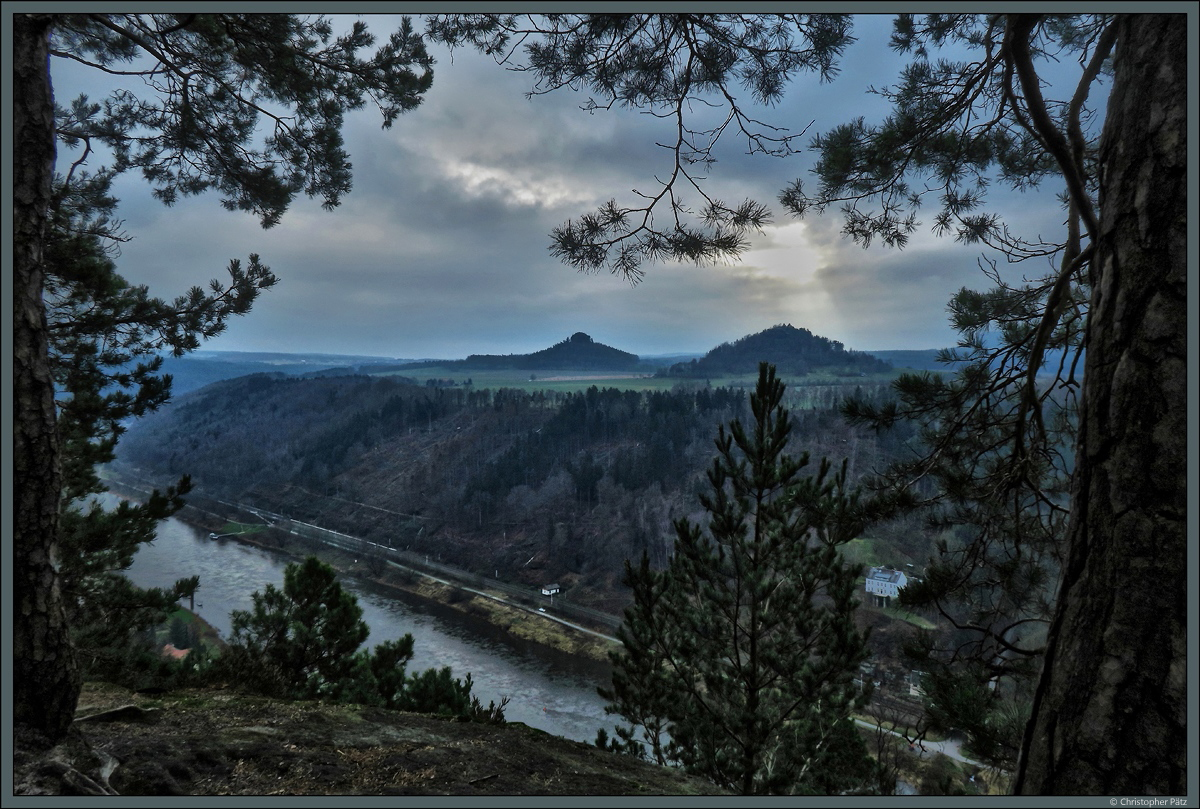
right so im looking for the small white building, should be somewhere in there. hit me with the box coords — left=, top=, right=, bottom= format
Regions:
left=865, top=566, right=908, bottom=606
left=541, top=583, right=561, bottom=596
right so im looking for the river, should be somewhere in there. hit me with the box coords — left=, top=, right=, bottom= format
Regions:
left=109, top=493, right=616, bottom=744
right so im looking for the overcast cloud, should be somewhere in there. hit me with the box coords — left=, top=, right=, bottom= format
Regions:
left=46, top=14, right=1080, bottom=360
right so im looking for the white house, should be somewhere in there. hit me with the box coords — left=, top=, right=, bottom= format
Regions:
left=865, top=566, right=908, bottom=606
left=541, top=583, right=561, bottom=596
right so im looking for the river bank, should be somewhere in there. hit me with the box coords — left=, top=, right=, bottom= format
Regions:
left=299, top=540, right=618, bottom=665
left=105, top=477, right=620, bottom=667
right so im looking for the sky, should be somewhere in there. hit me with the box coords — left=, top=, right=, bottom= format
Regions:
left=44, top=13, right=1083, bottom=360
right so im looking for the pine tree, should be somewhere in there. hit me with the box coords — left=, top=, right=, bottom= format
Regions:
left=12, top=13, right=434, bottom=741
left=1014, top=15, right=1186, bottom=792
left=433, top=13, right=1187, bottom=792
left=369, top=635, right=416, bottom=710
left=222, top=556, right=508, bottom=722
left=596, top=552, right=678, bottom=766
left=601, top=364, right=875, bottom=795
left=226, top=556, right=374, bottom=700
left=49, top=170, right=274, bottom=685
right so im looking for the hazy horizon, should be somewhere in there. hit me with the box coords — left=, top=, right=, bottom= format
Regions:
left=184, top=334, right=957, bottom=365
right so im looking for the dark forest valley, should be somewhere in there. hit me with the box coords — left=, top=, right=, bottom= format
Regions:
left=107, top=334, right=1019, bottom=759
left=115, top=338, right=927, bottom=618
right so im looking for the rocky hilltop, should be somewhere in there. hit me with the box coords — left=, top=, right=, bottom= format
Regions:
left=664, top=323, right=891, bottom=377
left=396, top=332, right=642, bottom=372
left=14, top=682, right=725, bottom=796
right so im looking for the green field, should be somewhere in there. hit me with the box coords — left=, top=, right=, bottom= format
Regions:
left=843, top=536, right=924, bottom=570
left=843, top=537, right=886, bottom=569
left=371, top=365, right=903, bottom=396
left=218, top=521, right=268, bottom=535
left=375, top=366, right=679, bottom=393
left=880, top=607, right=937, bottom=630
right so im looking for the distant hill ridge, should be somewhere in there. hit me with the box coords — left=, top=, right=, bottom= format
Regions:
left=405, top=332, right=641, bottom=372
left=664, top=324, right=891, bottom=378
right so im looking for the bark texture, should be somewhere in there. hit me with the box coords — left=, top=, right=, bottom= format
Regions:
left=13, top=13, right=82, bottom=743
left=1016, top=14, right=1188, bottom=794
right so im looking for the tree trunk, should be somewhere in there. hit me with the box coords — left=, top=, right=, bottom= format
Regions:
left=13, top=13, right=81, bottom=743
left=1016, top=14, right=1187, bottom=794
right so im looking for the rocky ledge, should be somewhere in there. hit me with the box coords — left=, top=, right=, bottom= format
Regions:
left=13, top=682, right=723, bottom=796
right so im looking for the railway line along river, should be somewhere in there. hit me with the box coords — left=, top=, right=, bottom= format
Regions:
left=108, top=492, right=616, bottom=744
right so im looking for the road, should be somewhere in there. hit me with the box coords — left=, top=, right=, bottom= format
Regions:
left=378, top=557, right=621, bottom=645
left=853, top=717, right=996, bottom=772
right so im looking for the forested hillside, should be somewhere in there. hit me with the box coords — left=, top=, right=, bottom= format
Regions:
left=664, top=324, right=892, bottom=378
left=116, top=372, right=915, bottom=610
left=140, top=352, right=418, bottom=397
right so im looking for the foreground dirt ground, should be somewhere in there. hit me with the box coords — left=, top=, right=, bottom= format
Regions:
left=13, top=682, right=725, bottom=796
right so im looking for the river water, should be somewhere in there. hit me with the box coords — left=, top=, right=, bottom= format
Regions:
left=110, top=493, right=615, bottom=744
